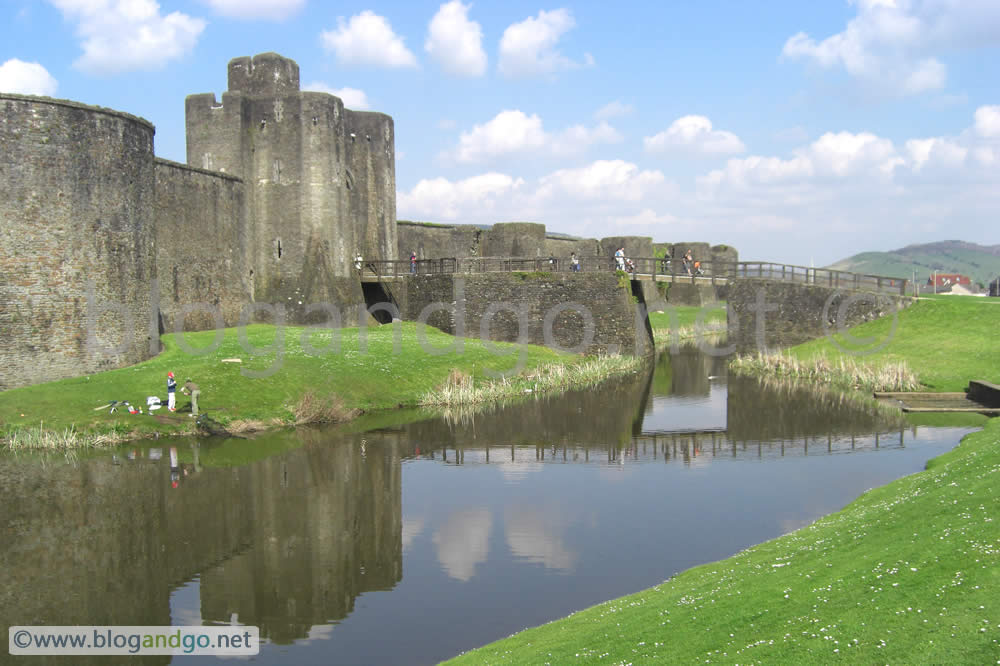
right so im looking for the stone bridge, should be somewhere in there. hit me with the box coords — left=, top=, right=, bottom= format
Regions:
left=357, top=256, right=912, bottom=355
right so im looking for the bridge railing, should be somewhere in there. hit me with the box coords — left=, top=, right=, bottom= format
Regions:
left=360, top=257, right=907, bottom=295
left=733, top=262, right=908, bottom=296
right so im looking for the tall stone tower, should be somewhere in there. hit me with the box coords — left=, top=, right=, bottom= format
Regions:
left=184, top=53, right=397, bottom=317
left=0, top=95, right=157, bottom=390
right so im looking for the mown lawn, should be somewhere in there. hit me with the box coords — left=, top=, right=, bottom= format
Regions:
left=647, top=302, right=727, bottom=331
left=449, top=417, right=1000, bottom=664
left=790, top=295, right=1000, bottom=391
left=0, top=322, right=575, bottom=440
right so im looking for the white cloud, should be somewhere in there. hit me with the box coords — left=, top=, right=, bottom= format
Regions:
left=688, top=107, right=1000, bottom=263
left=401, top=517, right=424, bottom=551
left=700, top=131, right=903, bottom=190
left=398, top=159, right=667, bottom=226
left=400, top=107, right=1000, bottom=266
left=302, top=81, right=369, bottom=109
left=425, top=1, right=487, bottom=77
left=201, top=0, right=304, bottom=20
left=536, top=160, right=665, bottom=202
left=455, top=110, right=547, bottom=162
left=398, top=172, right=525, bottom=220
left=905, top=137, right=967, bottom=171
left=451, top=110, right=620, bottom=163
left=974, top=105, right=1000, bottom=138
left=644, top=115, right=746, bottom=156
left=498, top=8, right=585, bottom=78
left=50, top=0, right=205, bottom=75
left=321, top=10, right=418, bottom=68
left=594, top=101, right=633, bottom=120
left=550, top=122, right=622, bottom=155
left=0, top=59, right=58, bottom=95
left=432, top=508, right=492, bottom=581
left=782, top=0, right=1000, bottom=95
left=504, top=507, right=577, bottom=571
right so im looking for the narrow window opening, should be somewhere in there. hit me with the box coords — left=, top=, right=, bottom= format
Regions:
left=276, top=239, right=282, bottom=259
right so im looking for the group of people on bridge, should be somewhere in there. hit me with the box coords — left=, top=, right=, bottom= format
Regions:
left=355, top=248, right=705, bottom=276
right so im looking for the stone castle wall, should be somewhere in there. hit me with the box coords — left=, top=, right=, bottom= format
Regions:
left=397, top=221, right=482, bottom=260
left=727, top=279, right=912, bottom=352
left=185, top=53, right=395, bottom=321
left=544, top=235, right=601, bottom=258
left=482, top=222, right=547, bottom=257
left=0, top=94, right=157, bottom=390
left=1, top=53, right=398, bottom=389
left=400, top=272, right=654, bottom=357
left=154, top=159, right=251, bottom=332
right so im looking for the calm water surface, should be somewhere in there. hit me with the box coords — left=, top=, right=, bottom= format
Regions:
left=0, top=346, right=977, bottom=664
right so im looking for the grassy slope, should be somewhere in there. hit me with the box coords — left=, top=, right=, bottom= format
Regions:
left=789, top=294, right=1000, bottom=391
left=0, top=322, right=574, bottom=438
left=448, top=296, right=1000, bottom=664
left=450, top=418, right=1000, bottom=665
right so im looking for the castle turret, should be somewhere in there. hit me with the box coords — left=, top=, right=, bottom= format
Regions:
left=228, top=53, right=300, bottom=97
left=185, top=53, right=397, bottom=323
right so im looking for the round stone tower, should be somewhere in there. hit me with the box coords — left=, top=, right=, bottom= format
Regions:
left=0, top=95, right=157, bottom=390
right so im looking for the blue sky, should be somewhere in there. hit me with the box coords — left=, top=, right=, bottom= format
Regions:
left=2, top=0, right=999, bottom=266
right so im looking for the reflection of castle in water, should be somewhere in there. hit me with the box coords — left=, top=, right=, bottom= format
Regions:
left=0, top=346, right=913, bottom=653
left=0, top=432, right=403, bottom=652
left=392, top=345, right=909, bottom=467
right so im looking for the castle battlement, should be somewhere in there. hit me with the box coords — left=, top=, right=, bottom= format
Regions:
left=228, top=52, right=300, bottom=97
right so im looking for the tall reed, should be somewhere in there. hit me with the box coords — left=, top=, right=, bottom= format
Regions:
left=4, top=423, right=125, bottom=450
left=653, top=322, right=727, bottom=350
left=420, top=355, right=643, bottom=406
left=729, top=351, right=921, bottom=393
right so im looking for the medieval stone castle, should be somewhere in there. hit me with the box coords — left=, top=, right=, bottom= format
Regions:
left=1, top=53, right=396, bottom=390
left=1, top=52, right=734, bottom=391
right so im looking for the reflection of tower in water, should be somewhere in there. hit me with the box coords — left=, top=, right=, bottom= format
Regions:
left=0, top=433, right=405, bottom=647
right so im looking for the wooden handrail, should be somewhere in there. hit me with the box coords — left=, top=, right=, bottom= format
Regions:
left=359, top=256, right=908, bottom=295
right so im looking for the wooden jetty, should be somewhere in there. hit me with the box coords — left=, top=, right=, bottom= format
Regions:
left=875, top=380, right=1000, bottom=416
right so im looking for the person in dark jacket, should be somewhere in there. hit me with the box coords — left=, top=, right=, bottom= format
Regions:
left=181, top=379, right=201, bottom=417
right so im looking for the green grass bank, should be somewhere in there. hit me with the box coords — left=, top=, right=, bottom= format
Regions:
left=448, top=295, right=999, bottom=664
left=648, top=303, right=728, bottom=346
left=449, top=417, right=1000, bottom=664
left=0, top=322, right=640, bottom=448
left=734, top=294, right=1000, bottom=392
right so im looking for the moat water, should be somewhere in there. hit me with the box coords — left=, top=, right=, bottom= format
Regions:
left=0, top=345, right=977, bottom=665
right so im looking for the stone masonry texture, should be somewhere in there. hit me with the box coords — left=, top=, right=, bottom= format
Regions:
left=727, top=279, right=912, bottom=352
left=154, top=159, right=250, bottom=333
left=400, top=272, right=654, bottom=357
left=0, top=51, right=739, bottom=390
left=1, top=95, right=157, bottom=390
left=184, top=52, right=395, bottom=323
left=1, top=53, right=395, bottom=389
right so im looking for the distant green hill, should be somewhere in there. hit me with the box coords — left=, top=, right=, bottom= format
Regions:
left=827, top=240, right=1000, bottom=288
